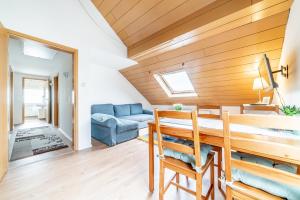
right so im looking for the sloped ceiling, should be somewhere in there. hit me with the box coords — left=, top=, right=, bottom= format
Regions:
left=93, top=0, right=292, bottom=106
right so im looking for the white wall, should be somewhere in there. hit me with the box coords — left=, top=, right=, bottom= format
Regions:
left=276, top=1, right=300, bottom=107
left=52, top=52, right=73, bottom=140
left=0, top=0, right=151, bottom=150
left=89, top=65, right=151, bottom=109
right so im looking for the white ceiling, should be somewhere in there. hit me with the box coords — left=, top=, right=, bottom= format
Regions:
left=9, top=38, right=72, bottom=76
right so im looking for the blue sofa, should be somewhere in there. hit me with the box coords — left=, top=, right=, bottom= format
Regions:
left=91, top=103, right=153, bottom=146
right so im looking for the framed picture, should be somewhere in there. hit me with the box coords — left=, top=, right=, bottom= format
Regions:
left=262, top=96, right=271, bottom=104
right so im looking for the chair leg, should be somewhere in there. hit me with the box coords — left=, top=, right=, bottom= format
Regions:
left=195, top=174, right=202, bottom=200
left=210, top=161, right=215, bottom=200
left=226, top=186, right=232, bottom=200
left=159, top=162, right=165, bottom=200
left=217, top=147, right=222, bottom=190
left=176, top=173, right=179, bottom=190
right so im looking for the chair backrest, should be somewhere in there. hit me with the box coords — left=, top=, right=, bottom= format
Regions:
left=222, top=112, right=300, bottom=190
left=197, top=105, right=222, bottom=119
left=154, top=109, right=202, bottom=168
left=240, top=104, right=279, bottom=114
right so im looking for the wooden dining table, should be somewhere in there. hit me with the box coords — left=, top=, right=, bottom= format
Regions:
left=147, top=118, right=300, bottom=192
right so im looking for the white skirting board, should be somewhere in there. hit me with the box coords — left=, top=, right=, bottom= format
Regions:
left=58, top=128, right=72, bottom=142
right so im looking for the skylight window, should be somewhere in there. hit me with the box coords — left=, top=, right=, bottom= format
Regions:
left=154, top=70, right=197, bottom=97
left=23, top=40, right=57, bottom=60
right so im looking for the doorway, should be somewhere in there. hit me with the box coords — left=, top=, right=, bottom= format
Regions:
left=20, top=78, right=50, bottom=129
left=0, top=27, right=78, bottom=175
left=0, top=27, right=78, bottom=177
left=7, top=36, right=76, bottom=164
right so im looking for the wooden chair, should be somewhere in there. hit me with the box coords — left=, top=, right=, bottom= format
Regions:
left=222, top=112, right=300, bottom=200
left=197, top=105, right=222, bottom=119
left=154, top=109, right=215, bottom=200
left=240, top=104, right=279, bottom=114
left=197, top=105, right=224, bottom=195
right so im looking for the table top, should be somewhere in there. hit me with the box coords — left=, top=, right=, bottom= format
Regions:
left=149, top=117, right=300, bottom=140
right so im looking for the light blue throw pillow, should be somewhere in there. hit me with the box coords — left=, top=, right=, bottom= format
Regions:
left=92, top=113, right=121, bottom=124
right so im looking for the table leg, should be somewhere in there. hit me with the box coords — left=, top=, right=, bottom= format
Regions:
left=149, top=125, right=154, bottom=192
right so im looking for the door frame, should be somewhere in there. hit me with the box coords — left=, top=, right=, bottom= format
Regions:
left=9, top=70, right=13, bottom=131
left=0, top=23, right=9, bottom=181
left=4, top=29, right=79, bottom=151
left=53, top=76, right=59, bottom=127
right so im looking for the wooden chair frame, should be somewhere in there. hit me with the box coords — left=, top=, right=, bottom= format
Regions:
left=197, top=105, right=224, bottom=196
left=154, top=109, right=215, bottom=200
left=197, top=105, right=222, bottom=119
left=222, top=112, right=300, bottom=200
left=240, top=104, right=279, bottom=114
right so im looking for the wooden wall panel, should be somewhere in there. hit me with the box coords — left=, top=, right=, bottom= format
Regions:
left=120, top=13, right=290, bottom=105
left=93, top=0, right=291, bottom=106
left=92, top=0, right=217, bottom=46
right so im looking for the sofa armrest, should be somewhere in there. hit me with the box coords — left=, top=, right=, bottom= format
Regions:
left=91, top=118, right=117, bottom=128
left=143, top=109, right=153, bottom=115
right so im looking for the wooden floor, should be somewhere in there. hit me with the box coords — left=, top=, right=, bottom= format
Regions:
left=0, top=139, right=225, bottom=200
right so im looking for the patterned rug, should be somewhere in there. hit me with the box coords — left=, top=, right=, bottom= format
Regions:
left=10, top=126, right=69, bottom=161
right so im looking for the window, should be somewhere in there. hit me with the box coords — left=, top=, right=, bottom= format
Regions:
left=24, top=88, right=45, bottom=104
left=154, top=70, right=197, bottom=97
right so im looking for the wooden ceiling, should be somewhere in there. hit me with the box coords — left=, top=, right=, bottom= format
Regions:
left=93, top=0, right=292, bottom=106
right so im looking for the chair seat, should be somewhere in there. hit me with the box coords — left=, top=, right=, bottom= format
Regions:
left=232, top=152, right=300, bottom=200
left=163, top=139, right=212, bottom=169
left=163, top=152, right=214, bottom=179
left=231, top=182, right=283, bottom=200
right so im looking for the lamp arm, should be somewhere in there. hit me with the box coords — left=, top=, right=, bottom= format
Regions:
left=272, top=65, right=288, bottom=78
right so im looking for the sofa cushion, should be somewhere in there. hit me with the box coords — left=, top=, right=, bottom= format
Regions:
left=119, top=114, right=153, bottom=122
left=114, top=104, right=130, bottom=117
left=116, top=119, right=138, bottom=134
left=91, top=104, right=114, bottom=116
left=130, top=103, right=143, bottom=115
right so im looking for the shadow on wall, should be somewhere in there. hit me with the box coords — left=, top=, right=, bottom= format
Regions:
left=282, top=49, right=298, bottom=92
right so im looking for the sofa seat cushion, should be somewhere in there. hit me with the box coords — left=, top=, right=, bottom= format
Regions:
left=119, top=114, right=153, bottom=122
left=114, top=104, right=130, bottom=117
left=116, top=119, right=138, bottom=134
left=130, top=103, right=143, bottom=115
left=232, top=152, right=300, bottom=200
left=163, top=138, right=212, bottom=168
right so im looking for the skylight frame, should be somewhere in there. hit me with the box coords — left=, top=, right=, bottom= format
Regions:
left=154, top=70, right=197, bottom=98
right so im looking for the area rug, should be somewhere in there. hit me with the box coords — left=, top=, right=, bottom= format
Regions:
left=10, top=126, right=68, bottom=161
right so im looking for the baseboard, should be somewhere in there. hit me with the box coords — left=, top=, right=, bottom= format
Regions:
left=78, top=143, right=92, bottom=151
left=8, top=132, right=17, bottom=161
left=58, top=128, right=72, bottom=142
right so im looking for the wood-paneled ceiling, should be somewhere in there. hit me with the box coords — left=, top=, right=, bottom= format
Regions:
left=93, top=0, right=292, bottom=106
